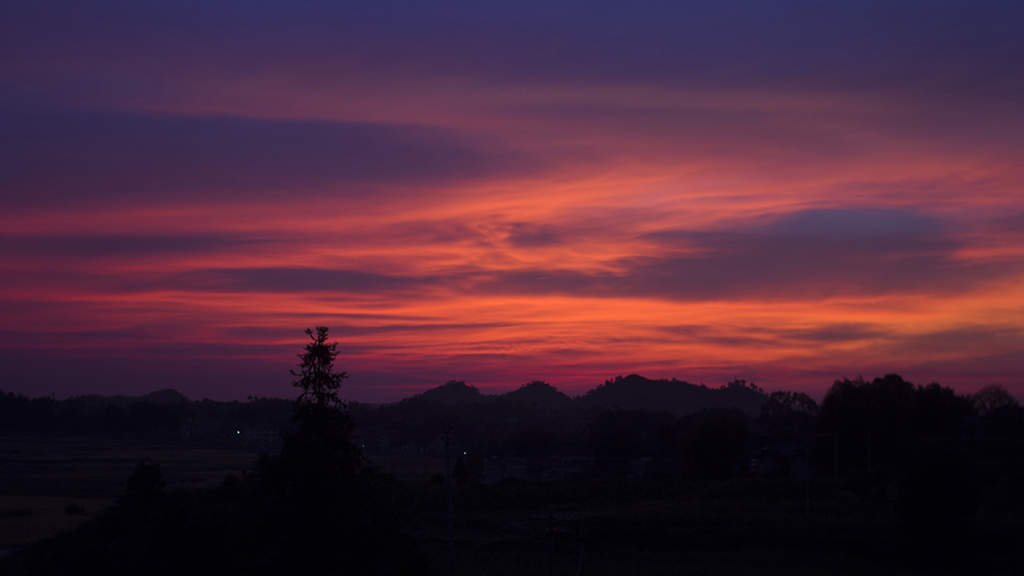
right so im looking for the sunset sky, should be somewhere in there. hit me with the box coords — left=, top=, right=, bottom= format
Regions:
left=2, top=1, right=1022, bottom=402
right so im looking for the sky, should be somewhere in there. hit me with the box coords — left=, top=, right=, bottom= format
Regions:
left=1, top=0, right=1023, bottom=402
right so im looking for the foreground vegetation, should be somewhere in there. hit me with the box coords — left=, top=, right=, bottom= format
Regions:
left=5, top=467, right=1021, bottom=575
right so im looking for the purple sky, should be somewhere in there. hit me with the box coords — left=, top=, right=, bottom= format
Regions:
left=2, top=1, right=1023, bottom=402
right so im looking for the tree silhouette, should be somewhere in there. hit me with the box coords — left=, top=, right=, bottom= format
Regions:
left=121, top=462, right=165, bottom=511
left=252, top=327, right=418, bottom=575
left=291, top=326, right=347, bottom=410
left=280, top=327, right=361, bottom=485
left=972, top=384, right=1019, bottom=416
left=277, top=328, right=357, bottom=486
left=758, top=390, right=818, bottom=440
left=818, top=375, right=915, bottom=476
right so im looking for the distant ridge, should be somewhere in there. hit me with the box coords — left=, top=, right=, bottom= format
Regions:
left=502, top=380, right=573, bottom=410
left=414, top=380, right=488, bottom=405
left=408, top=375, right=767, bottom=416
left=56, top=388, right=191, bottom=408
left=138, top=388, right=190, bottom=404
left=18, top=376, right=768, bottom=416
left=578, top=374, right=767, bottom=416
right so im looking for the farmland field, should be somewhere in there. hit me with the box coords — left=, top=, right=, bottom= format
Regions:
left=2, top=437, right=1023, bottom=574
left=0, top=495, right=114, bottom=549
left=0, top=436, right=262, bottom=549
left=0, top=437, right=263, bottom=498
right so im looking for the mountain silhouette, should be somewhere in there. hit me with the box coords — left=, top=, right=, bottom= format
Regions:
left=414, top=380, right=488, bottom=405
left=52, top=388, right=191, bottom=409
left=137, top=389, right=190, bottom=404
left=408, top=375, right=767, bottom=415
left=578, top=374, right=767, bottom=416
left=501, top=381, right=573, bottom=410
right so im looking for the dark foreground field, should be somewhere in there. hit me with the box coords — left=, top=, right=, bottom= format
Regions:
left=2, top=436, right=1023, bottom=575
left=411, top=478, right=1023, bottom=576
left=0, top=436, right=259, bottom=550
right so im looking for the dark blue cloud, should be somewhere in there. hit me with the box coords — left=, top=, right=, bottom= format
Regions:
left=0, top=233, right=266, bottom=258
left=166, top=267, right=434, bottom=294
left=757, top=208, right=940, bottom=238
left=472, top=208, right=1021, bottom=300
left=618, top=216, right=1002, bottom=299
left=0, top=110, right=535, bottom=207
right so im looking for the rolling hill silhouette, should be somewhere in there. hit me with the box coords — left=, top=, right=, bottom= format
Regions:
left=578, top=374, right=767, bottom=416
left=502, top=380, right=573, bottom=410
left=408, top=375, right=766, bottom=415
left=414, top=380, right=488, bottom=405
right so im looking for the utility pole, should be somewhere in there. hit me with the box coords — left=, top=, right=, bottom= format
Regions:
left=576, top=519, right=584, bottom=576
left=833, top=432, right=838, bottom=485
left=443, top=425, right=455, bottom=576
left=548, top=523, right=554, bottom=576
left=804, top=435, right=810, bottom=517
left=866, top=429, right=871, bottom=474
